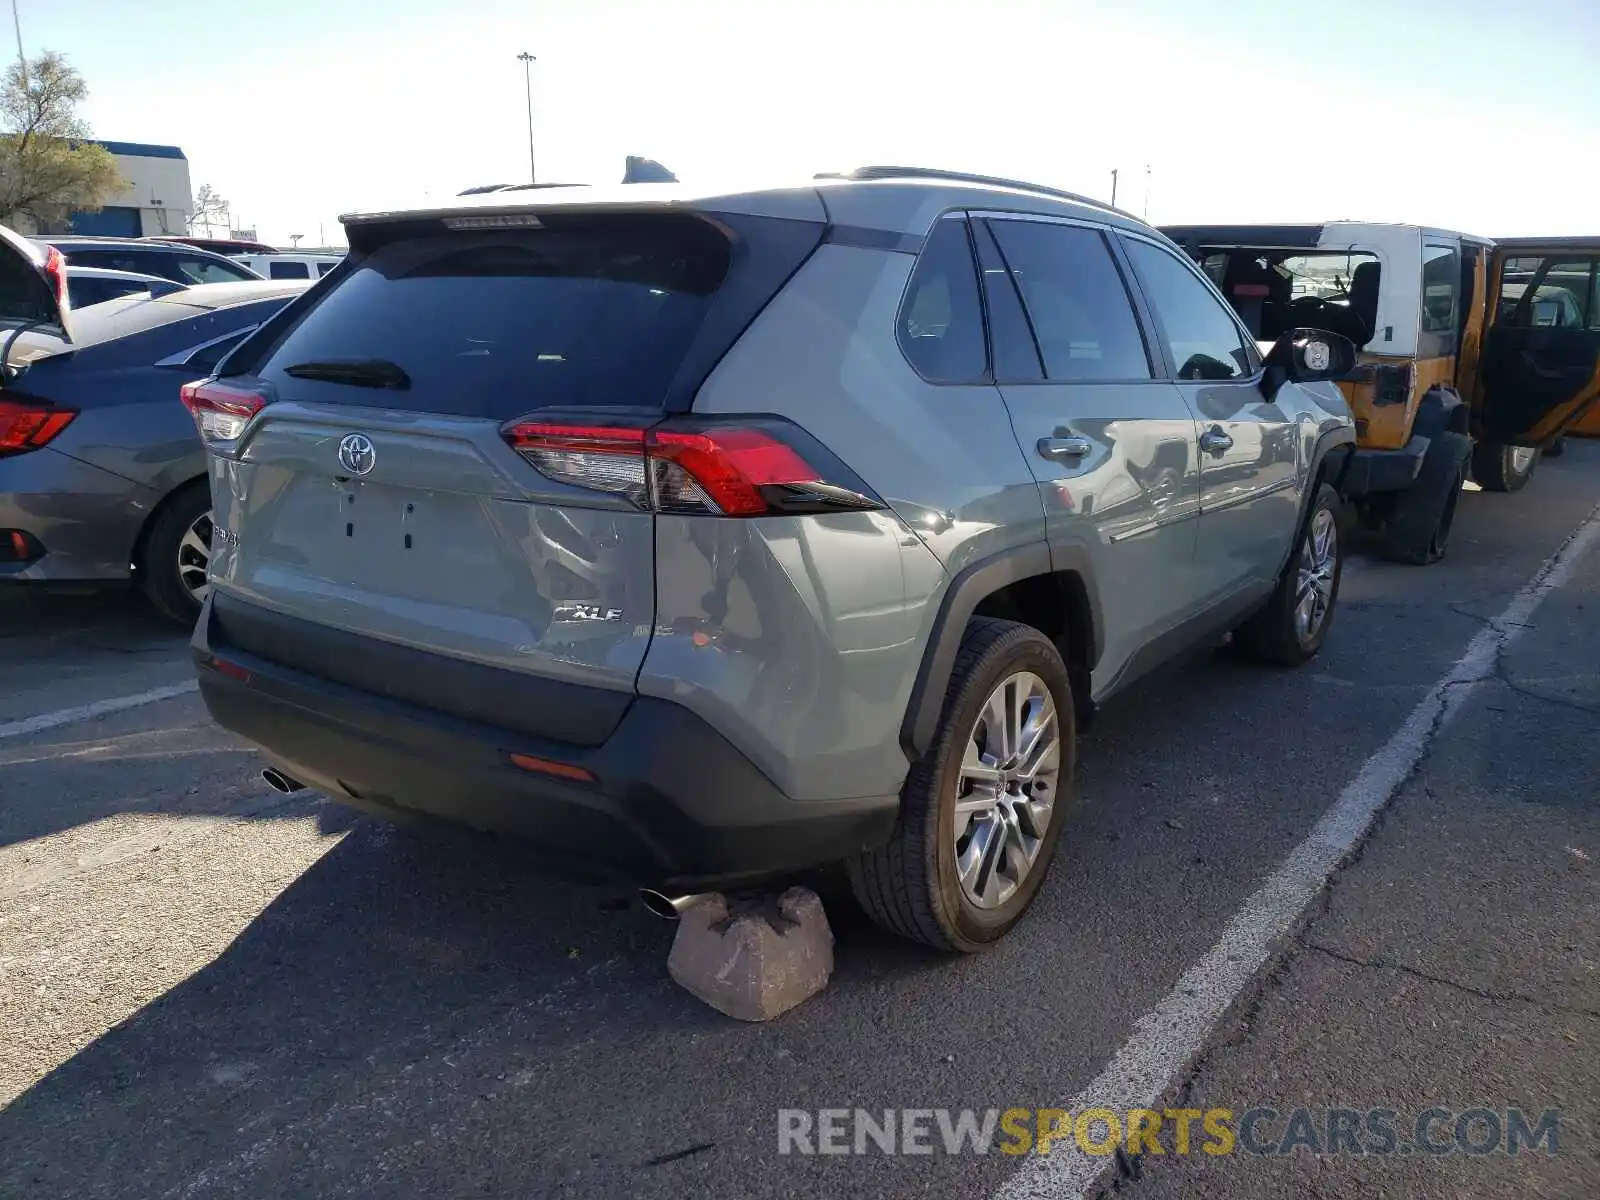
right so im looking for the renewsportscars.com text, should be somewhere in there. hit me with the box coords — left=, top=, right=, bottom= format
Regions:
left=777, top=1106, right=1561, bottom=1158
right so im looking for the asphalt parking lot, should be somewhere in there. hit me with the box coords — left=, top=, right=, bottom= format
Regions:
left=2, top=445, right=1598, bottom=1200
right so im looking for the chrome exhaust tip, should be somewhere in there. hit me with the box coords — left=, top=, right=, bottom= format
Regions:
left=261, top=767, right=306, bottom=794
left=638, top=889, right=706, bottom=920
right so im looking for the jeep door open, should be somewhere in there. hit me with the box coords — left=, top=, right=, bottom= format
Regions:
left=1162, top=223, right=1600, bottom=564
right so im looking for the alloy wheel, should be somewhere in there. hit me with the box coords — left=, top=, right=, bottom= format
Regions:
left=952, top=671, right=1061, bottom=910
left=177, top=509, right=213, bottom=605
left=1294, top=506, right=1337, bottom=643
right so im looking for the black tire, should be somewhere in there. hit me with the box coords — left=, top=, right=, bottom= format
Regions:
left=138, top=481, right=212, bottom=625
left=1380, top=431, right=1472, bottom=565
left=847, top=618, right=1075, bottom=952
left=1470, top=439, right=1538, bottom=493
left=1234, top=482, right=1343, bottom=666
left=1545, top=437, right=1566, bottom=459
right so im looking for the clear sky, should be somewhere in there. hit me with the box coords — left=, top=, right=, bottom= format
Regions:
left=24, top=0, right=1600, bottom=246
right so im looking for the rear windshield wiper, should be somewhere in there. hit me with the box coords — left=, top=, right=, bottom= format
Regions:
left=282, top=358, right=411, bottom=390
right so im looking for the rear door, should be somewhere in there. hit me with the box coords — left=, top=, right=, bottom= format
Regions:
left=203, top=208, right=822, bottom=740
left=975, top=212, right=1204, bottom=689
left=1479, top=242, right=1600, bottom=444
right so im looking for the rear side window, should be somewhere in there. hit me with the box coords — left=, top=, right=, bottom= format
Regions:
left=174, top=254, right=256, bottom=284
left=67, top=250, right=153, bottom=276
left=897, top=216, right=987, bottom=383
left=257, top=217, right=732, bottom=416
left=269, top=260, right=312, bottom=279
left=70, top=276, right=145, bottom=307
left=989, top=220, right=1152, bottom=382
left=316, top=261, right=338, bottom=276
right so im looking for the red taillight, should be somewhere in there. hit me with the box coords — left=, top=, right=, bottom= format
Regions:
left=42, top=245, right=69, bottom=316
left=0, top=400, right=76, bottom=455
left=501, top=419, right=875, bottom=517
left=181, top=379, right=268, bottom=445
left=650, top=428, right=820, bottom=516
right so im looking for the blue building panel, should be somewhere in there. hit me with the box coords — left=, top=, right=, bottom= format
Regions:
left=66, top=205, right=144, bottom=236
left=93, top=140, right=186, bottom=160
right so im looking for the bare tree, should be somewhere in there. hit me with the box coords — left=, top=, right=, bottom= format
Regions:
left=188, top=183, right=230, bottom=236
left=0, top=51, right=124, bottom=231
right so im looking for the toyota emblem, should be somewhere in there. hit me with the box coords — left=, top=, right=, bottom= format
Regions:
left=337, top=433, right=376, bottom=476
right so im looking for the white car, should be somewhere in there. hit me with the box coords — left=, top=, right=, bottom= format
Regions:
left=230, top=252, right=342, bottom=281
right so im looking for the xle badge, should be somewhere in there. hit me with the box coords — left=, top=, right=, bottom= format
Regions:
left=553, top=604, right=624, bottom=623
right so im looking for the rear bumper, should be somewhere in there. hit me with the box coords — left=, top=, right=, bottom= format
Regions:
left=1340, top=435, right=1429, bottom=497
left=192, top=595, right=899, bottom=887
left=0, top=448, right=151, bottom=583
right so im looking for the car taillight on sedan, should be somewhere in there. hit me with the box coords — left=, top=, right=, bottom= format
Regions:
left=180, top=379, right=269, bottom=446
left=501, top=418, right=884, bottom=517
left=0, top=399, right=75, bottom=456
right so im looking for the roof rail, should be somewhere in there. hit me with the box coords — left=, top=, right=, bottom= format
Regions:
left=816, top=165, right=1131, bottom=218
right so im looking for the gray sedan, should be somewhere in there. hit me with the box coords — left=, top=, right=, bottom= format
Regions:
left=0, top=279, right=309, bottom=622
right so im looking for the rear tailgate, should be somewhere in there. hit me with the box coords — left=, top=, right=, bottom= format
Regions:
left=200, top=202, right=824, bottom=744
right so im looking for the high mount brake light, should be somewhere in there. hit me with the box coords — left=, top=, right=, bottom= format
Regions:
left=0, top=400, right=76, bottom=455
left=501, top=420, right=879, bottom=517
left=180, top=379, right=269, bottom=445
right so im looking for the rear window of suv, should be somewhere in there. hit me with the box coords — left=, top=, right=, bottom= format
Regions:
left=253, top=217, right=732, bottom=417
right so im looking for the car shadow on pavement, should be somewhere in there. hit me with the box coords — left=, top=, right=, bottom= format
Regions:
left=0, top=812, right=946, bottom=1200
left=0, top=588, right=180, bottom=647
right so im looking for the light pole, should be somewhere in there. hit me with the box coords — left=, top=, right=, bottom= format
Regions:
left=1109, top=168, right=1118, bottom=208
left=11, top=0, right=26, bottom=83
left=517, top=52, right=536, bottom=184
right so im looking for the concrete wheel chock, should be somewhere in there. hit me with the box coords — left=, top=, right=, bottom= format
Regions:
left=666, top=886, right=834, bottom=1021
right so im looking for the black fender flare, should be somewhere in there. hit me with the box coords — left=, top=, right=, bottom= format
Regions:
left=899, top=543, right=1103, bottom=761
left=1267, top=422, right=1355, bottom=579
left=1411, top=384, right=1471, bottom=439
left=1313, top=422, right=1358, bottom=493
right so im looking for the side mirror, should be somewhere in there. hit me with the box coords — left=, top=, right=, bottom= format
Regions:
left=1261, top=327, right=1357, bottom=400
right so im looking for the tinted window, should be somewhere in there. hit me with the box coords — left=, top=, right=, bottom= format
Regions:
left=69, top=276, right=147, bottom=307
left=972, top=221, right=1043, bottom=382
left=1421, top=244, right=1459, bottom=335
left=897, top=217, right=986, bottom=383
left=269, top=260, right=312, bottom=279
left=257, top=218, right=731, bottom=416
left=65, top=250, right=148, bottom=275
left=316, top=261, right=338, bottom=276
left=990, top=221, right=1151, bottom=381
left=1123, top=238, right=1251, bottom=380
left=175, top=254, right=256, bottom=284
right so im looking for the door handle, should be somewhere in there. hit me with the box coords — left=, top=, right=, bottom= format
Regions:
left=1038, top=435, right=1092, bottom=462
left=1200, top=427, right=1234, bottom=454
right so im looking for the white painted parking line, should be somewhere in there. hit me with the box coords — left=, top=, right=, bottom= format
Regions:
left=0, top=681, right=199, bottom=740
left=995, top=500, right=1600, bottom=1200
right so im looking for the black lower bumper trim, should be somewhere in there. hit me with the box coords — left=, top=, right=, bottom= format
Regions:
left=1341, top=435, right=1429, bottom=497
left=192, top=595, right=899, bottom=887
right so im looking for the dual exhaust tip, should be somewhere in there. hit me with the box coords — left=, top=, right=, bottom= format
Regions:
left=259, top=769, right=699, bottom=920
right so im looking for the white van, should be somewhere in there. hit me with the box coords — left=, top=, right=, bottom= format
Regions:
left=231, top=252, right=342, bottom=281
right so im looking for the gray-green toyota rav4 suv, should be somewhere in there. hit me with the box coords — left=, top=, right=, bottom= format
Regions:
left=188, top=167, right=1356, bottom=951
